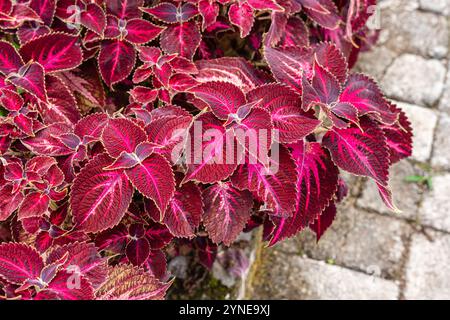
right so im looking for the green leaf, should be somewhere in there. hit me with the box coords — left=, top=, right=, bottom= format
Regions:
left=0, top=106, right=7, bottom=117
left=405, top=175, right=425, bottom=183
left=405, top=175, right=433, bottom=190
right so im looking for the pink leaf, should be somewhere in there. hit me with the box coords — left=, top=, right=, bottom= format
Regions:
left=103, top=13, right=121, bottom=38
left=169, top=56, right=198, bottom=74
left=190, top=81, right=246, bottom=120
left=160, top=21, right=201, bottom=59
left=322, top=118, right=390, bottom=186
left=70, top=153, right=133, bottom=233
left=315, top=42, right=348, bottom=84
left=163, top=181, right=203, bottom=238
left=196, top=237, right=217, bottom=270
left=169, top=73, right=198, bottom=91
left=195, top=57, right=269, bottom=92
left=198, top=0, right=219, bottom=30
left=203, top=182, right=253, bottom=245
left=328, top=102, right=359, bottom=128
left=0, top=185, right=24, bottom=221
left=132, top=65, right=153, bottom=84
left=150, top=104, right=191, bottom=120
left=125, top=18, right=164, bottom=45
left=129, top=86, right=158, bottom=104
left=0, top=88, right=23, bottom=111
left=138, top=46, right=162, bottom=64
left=0, top=40, right=23, bottom=75
left=22, top=123, right=73, bottom=156
left=269, top=141, right=339, bottom=245
left=106, top=0, right=143, bottom=20
left=144, top=221, right=173, bottom=249
left=380, top=103, right=413, bottom=163
left=0, top=4, right=43, bottom=29
left=101, top=118, right=147, bottom=158
left=46, top=242, right=107, bottom=289
left=339, top=74, right=398, bottom=125
left=98, top=39, right=136, bottom=87
left=304, top=0, right=342, bottom=29
left=145, top=114, right=192, bottom=162
left=308, top=59, right=341, bottom=106
left=80, top=3, right=106, bottom=36
left=7, top=61, right=47, bottom=103
left=247, top=0, right=283, bottom=10
left=142, top=2, right=198, bottom=23
left=153, top=63, right=172, bottom=88
left=228, top=2, right=254, bottom=38
left=125, top=153, right=175, bottom=213
left=0, top=135, right=11, bottom=155
left=179, top=3, right=199, bottom=21
left=30, top=0, right=56, bottom=26
left=141, top=2, right=178, bottom=23
left=38, top=75, right=80, bottom=126
left=18, top=192, right=49, bottom=220
left=264, top=12, right=288, bottom=47
left=229, top=106, right=273, bottom=160
left=231, top=146, right=297, bottom=216
left=74, top=113, right=108, bottom=140
left=279, top=17, right=310, bottom=47
left=0, top=0, right=12, bottom=16
left=17, top=23, right=51, bottom=44
left=105, top=151, right=141, bottom=171
left=264, top=46, right=313, bottom=94
left=184, top=112, right=238, bottom=184
left=376, top=182, right=401, bottom=213
left=35, top=270, right=94, bottom=300
left=247, top=83, right=321, bottom=143
left=20, top=33, right=83, bottom=73
left=302, top=0, right=341, bottom=29
left=0, top=243, right=44, bottom=285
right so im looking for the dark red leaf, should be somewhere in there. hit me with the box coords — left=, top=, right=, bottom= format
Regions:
left=203, top=182, right=253, bottom=245
left=20, top=33, right=83, bottom=73
left=322, top=118, right=390, bottom=186
left=70, top=153, right=133, bottom=233
left=98, top=39, right=136, bottom=87
left=160, top=21, right=201, bottom=60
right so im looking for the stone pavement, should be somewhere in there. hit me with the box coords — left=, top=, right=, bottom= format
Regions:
left=245, top=0, right=450, bottom=300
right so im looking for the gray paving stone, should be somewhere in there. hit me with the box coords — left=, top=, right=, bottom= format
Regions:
left=251, top=254, right=399, bottom=300
left=381, top=55, right=446, bottom=107
left=395, top=101, right=438, bottom=162
left=419, top=174, right=450, bottom=233
left=404, top=231, right=450, bottom=299
left=419, top=0, right=450, bottom=15
left=357, top=161, right=423, bottom=220
left=355, top=46, right=396, bottom=80
left=274, top=205, right=411, bottom=279
left=380, top=3, right=448, bottom=58
left=431, top=114, right=450, bottom=169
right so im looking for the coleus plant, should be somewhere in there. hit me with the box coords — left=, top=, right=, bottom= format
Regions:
left=0, top=0, right=412, bottom=300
